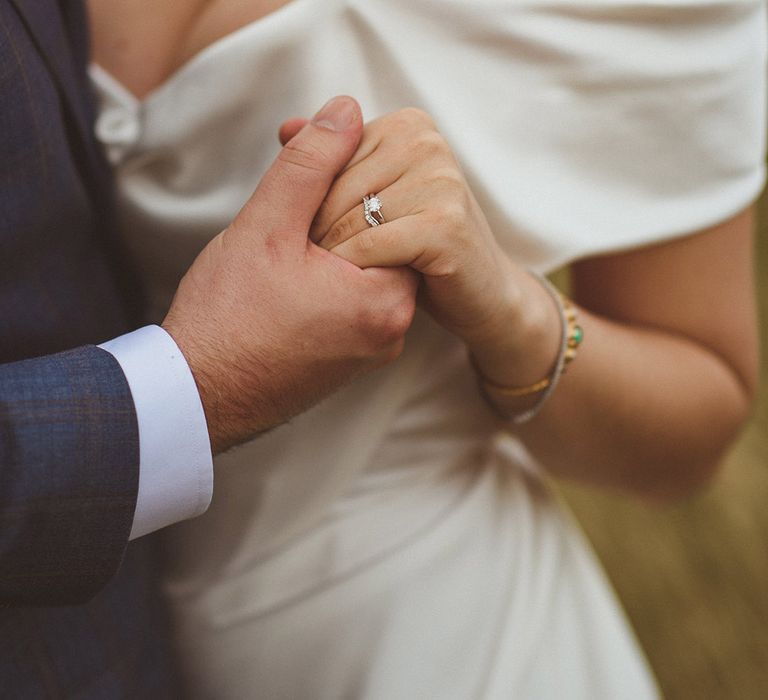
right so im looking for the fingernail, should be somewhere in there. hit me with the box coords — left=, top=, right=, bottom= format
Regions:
left=312, top=96, right=357, bottom=132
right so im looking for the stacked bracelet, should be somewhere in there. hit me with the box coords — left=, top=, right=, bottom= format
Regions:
left=476, top=272, right=582, bottom=425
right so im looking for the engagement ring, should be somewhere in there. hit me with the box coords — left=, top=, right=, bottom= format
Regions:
left=363, top=194, right=385, bottom=227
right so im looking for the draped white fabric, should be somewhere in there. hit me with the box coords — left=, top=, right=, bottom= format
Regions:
left=92, top=0, right=765, bottom=697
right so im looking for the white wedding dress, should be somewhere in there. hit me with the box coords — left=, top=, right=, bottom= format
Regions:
left=91, top=1, right=765, bottom=697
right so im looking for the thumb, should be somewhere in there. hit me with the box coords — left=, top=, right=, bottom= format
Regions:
left=240, top=96, right=362, bottom=236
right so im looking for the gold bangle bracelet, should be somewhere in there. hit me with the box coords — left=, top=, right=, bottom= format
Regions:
left=471, top=273, right=583, bottom=423
left=481, top=375, right=551, bottom=397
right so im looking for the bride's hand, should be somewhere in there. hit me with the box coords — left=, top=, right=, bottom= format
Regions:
left=280, top=107, right=559, bottom=382
left=317, top=108, right=518, bottom=345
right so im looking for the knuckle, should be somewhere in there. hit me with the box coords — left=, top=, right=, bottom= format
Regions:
left=353, top=305, right=386, bottom=351
left=389, top=298, right=416, bottom=337
left=421, top=247, right=460, bottom=278
left=399, top=106, right=436, bottom=129
left=380, top=338, right=407, bottom=365
left=431, top=167, right=465, bottom=194
left=357, top=302, right=410, bottom=352
left=410, top=131, right=447, bottom=160
left=351, top=270, right=417, bottom=357
left=278, top=139, right=328, bottom=173
left=433, top=258, right=460, bottom=278
left=375, top=317, right=407, bottom=348
left=438, top=202, right=467, bottom=232
left=382, top=107, right=436, bottom=137
left=379, top=293, right=416, bottom=343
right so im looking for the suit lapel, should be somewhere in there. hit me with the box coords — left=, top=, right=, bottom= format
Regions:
left=7, top=0, right=93, bottom=150
left=7, top=0, right=115, bottom=212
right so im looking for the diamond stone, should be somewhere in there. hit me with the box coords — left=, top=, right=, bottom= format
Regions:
left=366, top=196, right=382, bottom=212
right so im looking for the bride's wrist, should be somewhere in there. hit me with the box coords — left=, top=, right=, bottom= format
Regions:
left=465, top=267, right=562, bottom=389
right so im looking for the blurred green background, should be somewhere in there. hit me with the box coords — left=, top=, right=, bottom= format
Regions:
left=559, top=196, right=768, bottom=699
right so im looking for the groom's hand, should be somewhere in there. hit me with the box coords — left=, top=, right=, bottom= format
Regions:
left=162, top=96, right=418, bottom=453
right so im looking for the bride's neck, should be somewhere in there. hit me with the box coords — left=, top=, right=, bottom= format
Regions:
left=88, top=0, right=293, bottom=99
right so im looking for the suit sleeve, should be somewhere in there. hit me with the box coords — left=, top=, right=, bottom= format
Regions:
left=0, top=345, right=139, bottom=607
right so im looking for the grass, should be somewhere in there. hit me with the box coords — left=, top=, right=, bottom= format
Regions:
left=557, top=198, right=768, bottom=699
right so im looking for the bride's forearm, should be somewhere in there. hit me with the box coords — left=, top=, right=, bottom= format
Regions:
left=501, top=306, right=753, bottom=498
left=469, top=208, right=758, bottom=499
left=470, top=293, right=754, bottom=498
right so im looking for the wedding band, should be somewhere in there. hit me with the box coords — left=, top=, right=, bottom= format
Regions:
left=363, top=194, right=385, bottom=227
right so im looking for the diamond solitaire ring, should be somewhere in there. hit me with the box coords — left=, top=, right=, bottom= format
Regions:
left=363, top=194, right=385, bottom=227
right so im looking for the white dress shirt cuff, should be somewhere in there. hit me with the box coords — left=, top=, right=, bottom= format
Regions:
left=100, top=325, right=213, bottom=539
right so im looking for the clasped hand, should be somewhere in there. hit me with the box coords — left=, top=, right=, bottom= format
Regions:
left=280, top=107, right=529, bottom=348
left=164, top=97, right=419, bottom=453
left=165, top=97, right=557, bottom=456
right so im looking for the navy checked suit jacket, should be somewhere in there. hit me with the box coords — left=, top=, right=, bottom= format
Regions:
left=1, top=1, right=179, bottom=696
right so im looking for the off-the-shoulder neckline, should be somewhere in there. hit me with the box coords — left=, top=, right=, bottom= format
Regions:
left=90, top=0, right=309, bottom=108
